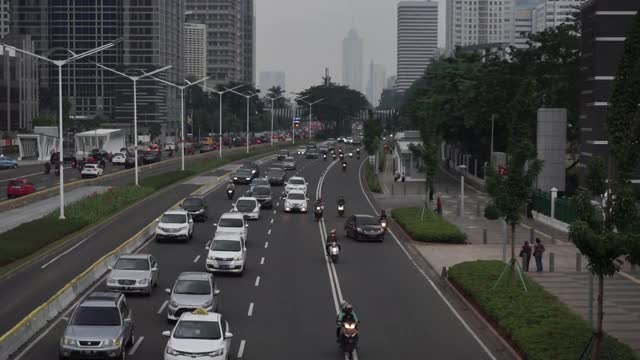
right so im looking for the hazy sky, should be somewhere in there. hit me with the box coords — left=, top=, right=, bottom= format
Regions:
left=256, top=0, right=446, bottom=94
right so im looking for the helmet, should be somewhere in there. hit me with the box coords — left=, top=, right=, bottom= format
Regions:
left=317, top=197, right=322, bottom=203
left=330, top=229, right=337, bottom=234
left=341, top=302, right=353, bottom=313
left=381, top=210, right=386, bottom=215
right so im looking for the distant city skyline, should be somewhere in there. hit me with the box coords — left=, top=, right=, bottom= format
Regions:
left=342, top=29, right=364, bottom=93
left=259, top=71, right=286, bottom=92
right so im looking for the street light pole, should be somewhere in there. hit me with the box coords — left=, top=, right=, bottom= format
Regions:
left=228, top=89, right=258, bottom=154
left=92, top=63, right=172, bottom=185
left=2, top=40, right=118, bottom=219
left=298, top=98, right=324, bottom=142
left=268, top=94, right=285, bottom=147
left=200, top=84, right=245, bottom=158
left=151, top=76, right=210, bottom=171
left=490, top=113, right=495, bottom=166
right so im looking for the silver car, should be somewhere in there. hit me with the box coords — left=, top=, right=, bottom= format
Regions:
left=106, top=254, right=159, bottom=295
left=59, top=292, right=135, bottom=360
left=282, top=156, right=296, bottom=170
left=165, top=272, right=221, bottom=321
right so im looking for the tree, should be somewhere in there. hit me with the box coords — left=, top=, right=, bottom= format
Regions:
left=363, top=110, right=382, bottom=154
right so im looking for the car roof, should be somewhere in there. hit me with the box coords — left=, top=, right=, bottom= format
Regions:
left=179, top=311, right=220, bottom=323
left=354, top=214, right=377, bottom=220
left=253, top=185, right=271, bottom=191
left=185, top=195, right=205, bottom=200
left=268, top=167, right=284, bottom=171
left=219, top=212, right=245, bottom=220
left=163, top=210, right=189, bottom=215
left=213, top=232, right=243, bottom=241
left=289, top=176, right=305, bottom=181
left=237, top=196, right=258, bottom=201
left=288, top=189, right=306, bottom=195
left=177, top=272, right=212, bottom=281
left=284, top=157, right=294, bottom=160
left=82, top=292, right=122, bottom=307
left=117, top=254, right=150, bottom=260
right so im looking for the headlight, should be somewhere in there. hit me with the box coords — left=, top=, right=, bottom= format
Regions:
left=246, top=177, right=251, bottom=180
left=233, top=256, right=244, bottom=261
left=62, top=337, right=77, bottom=346
left=170, top=299, right=179, bottom=307
left=202, top=300, right=213, bottom=308
left=357, top=227, right=363, bottom=233
left=301, top=207, right=307, bottom=212
left=107, top=277, right=117, bottom=285
left=166, top=346, right=180, bottom=355
left=208, top=349, right=224, bottom=357
left=233, top=176, right=238, bottom=180
left=103, top=338, right=121, bottom=347
left=138, top=278, right=149, bottom=285
left=251, top=169, right=256, bottom=173
left=285, top=207, right=290, bottom=211
left=207, top=254, right=214, bottom=260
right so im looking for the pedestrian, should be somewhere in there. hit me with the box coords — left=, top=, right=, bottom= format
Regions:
left=519, top=241, right=532, bottom=272
left=533, top=238, right=545, bottom=272
left=394, top=172, right=400, bottom=182
left=436, top=197, right=443, bottom=215
left=401, top=172, right=406, bottom=182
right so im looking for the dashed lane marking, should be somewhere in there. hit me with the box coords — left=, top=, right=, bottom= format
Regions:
left=193, top=255, right=200, bottom=263
left=270, top=219, right=274, bottom=224
left=157, top=300, right=168, bottom=314
left=237, top=340, right=246, bottom=358
left=255, top=276, right=261, bottom=287
left=247, top=302, right=254, bottom=316
left=267, top=229, right=271, bottom=235
left=260, top=257, right=265, bottom=265
left=264, top=241, right=269, bottom=249
left=128, top=336, right=144, bottom=355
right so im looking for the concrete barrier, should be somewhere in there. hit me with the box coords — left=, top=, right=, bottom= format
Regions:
left=0, top=150, right=278, bottom=360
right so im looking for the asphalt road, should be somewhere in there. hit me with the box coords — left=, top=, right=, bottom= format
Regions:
left=11, top=147, right=513, bottom=360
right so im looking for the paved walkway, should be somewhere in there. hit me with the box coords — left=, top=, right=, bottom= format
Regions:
left=376, top=154, right=640, bottom=353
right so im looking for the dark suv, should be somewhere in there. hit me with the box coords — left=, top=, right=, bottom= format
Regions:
left=181, top=196, right=208, bottom=221
left=240, top=162, right=260, bottom=178
left=305, top=148, right=319, bottom=159
left=59, top=292, right=135, bottom=360
left=277, top=150, right=290, bottom=160
left=142, top=150, right=161, bottom=164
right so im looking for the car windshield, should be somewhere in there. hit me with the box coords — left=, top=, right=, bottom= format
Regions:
left=211, top=240, right=242, bottom=251
left=252, top=179, right=269, bottom=186
left=288, top=193, right=306, bottom=200
left=114, top=258, right=149, bottom=270
left=114, top=153, right=123, bottom=157
left=241, top=163, right=256, bottom=170
left=268, top=170, right=283, bottom=176
left=8, top=180, right=24, bottom=186
left=161, top=214, right=187, bottom=224
left=183, top=198, right=203, bottom=207
left=84, top=164, right=97, bottom=169
left=174, top=280, right=211, bottom=295
left=279, top=151, right=288, bottom=155
left=72, top=306, right=121, bottom=326
left=253, top=187, right=270, bottom=195
left=173, top=320, right=221, bottom=340
left=358, top=216, right=379, bottom=226
left=284, top=157, right=294, bottom=162
left=218, top=218, right=243, bottom=227
left=289, top=179, right=305, bottom=185
left=236, top=200, right=257, bottom=210
left=144, top=151, right=155, bottom=156
left=236, top=169, right=252, bottom=177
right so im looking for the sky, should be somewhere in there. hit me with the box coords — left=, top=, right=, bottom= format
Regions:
left=255, top=0, right=446, bottom=94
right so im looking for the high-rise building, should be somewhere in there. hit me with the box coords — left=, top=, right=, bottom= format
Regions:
left=446, top=0, right=515, bottom=55
left=397, top=1, right=438, bottom=93
left=366, top=61, right=386, bottom=107
left=184, top=23, right=207, bottom=80
left=342, top=29, right=364, bottom=93
left=242, top=0, right=256, bottom=85
left=579, top=0, right=640, bottom=175
left=514, top=7, right=535, bottom=49
left=385, top=75, right=397, bottom=90
left=259, top=71, right=286, bottom=91
left=0, top=34, right=38, bottom=132
left=0, top=0, right=10, bottom=39
left=534, top=0, right=584, bottom=32
left=186, top=0, right=247, bottom=87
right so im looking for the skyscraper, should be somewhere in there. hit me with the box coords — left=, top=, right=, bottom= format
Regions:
left=259, top=71, right=286, bottom=91
left=184, top=23, right=207, bottom=80
left=242, top=0, right=256, bottom=85
left=367, top=61, right=386, bottom=107
left=514, top=6, right=535, bottom=49
left=396, top=1, right=438, bottom=93
left=534, top=0, right=584, bottom=33
left=0, top=0, right=10, bottom=39
left=342, top=29, right=364, bottom=93
left=446, top=0, right=515, bottom=55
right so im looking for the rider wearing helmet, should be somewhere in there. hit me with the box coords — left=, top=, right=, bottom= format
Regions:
left=315, top=197, right=324, bottom=209
left=226, top=180, right=235, bottom=191
left=326, top=229, right=341, bottom=256
left=336, top=302, right=359, bottom=338
left=380, top=210, right=388, bottom=221
left=337, top=195, right=345, bottom=206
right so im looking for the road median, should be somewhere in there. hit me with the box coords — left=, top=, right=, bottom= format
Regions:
left=391, top=207, right=467, bottom=244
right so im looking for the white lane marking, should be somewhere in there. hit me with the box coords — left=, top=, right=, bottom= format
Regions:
left=264, top=241, right=269, bottom=249
left=37, top=186, right=46, bottom=190
left=276, top=202, right=280, bottom=207
left=273, top=209, right=276, bottom=214
left=157, top=300, right=168, bottom=314
left=0, top=170, right=44, bottom=183
left=237, top=340, right=246, bottom=358
left=193, top=255, right=201, bottom=263
left=255, top=276, right=261, bottom=287
left=247, top=302, right=254, bottom=316
left=260, top=257, right=265, bottom=265
left=270, top=218, right=274, bottom=224
left=356, top=161, right=497, bottom=360
left=128, top=336, right=144, bottom=355
left=267, top=229, right=271, bottom=235
left=41, top=235, right=93, bottom=269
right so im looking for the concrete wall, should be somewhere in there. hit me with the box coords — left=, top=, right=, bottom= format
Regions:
left=537, top=108, right=566, bottom=191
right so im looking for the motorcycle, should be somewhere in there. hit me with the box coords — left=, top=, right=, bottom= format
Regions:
left=337, top=204, right=345, bottom=217
left=380, top=218, right=388, bottom=232
left=226, top=188, right=235, bottom=200
left=332, top=153, right=337, bottom=160
left=348, top=152, right=353, bottom=158
left=338, top=320, right=359, bottom=359
left=323, top=154, right=327, bottom=161
left=342, top=162, right=347, bottom=172
left=329, top=243, right=340, bottom=263
left=314, top=206, right=323, bottom=221
left=339, top=154, right=344, bottom=161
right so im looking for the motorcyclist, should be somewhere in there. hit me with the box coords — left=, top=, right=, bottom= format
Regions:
left=341, top=159, right=347, bottom=170
left=337, top=196, right=346, bottom=207
left=380, top=210, right=388, bottom=221
left=315, top=197, right=324, bottom=210
left=226, top=181, right=235, bottom=192
left=326, top=229, right=341, bottom=256
left=336, top=302, right=359, bottom=339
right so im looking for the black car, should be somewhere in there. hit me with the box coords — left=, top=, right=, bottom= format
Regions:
left=181, top=196, right=208, bottom=221
left=142, top=150, right=161, bottom=164
left=277, top=150, right=290, bottom=161
left=266, top=167, right=286, bottom=185
left=249, top=185, right=273, bottom=208
left=344, top=214, right=385, bottom=242
left=319, top=146, right=329, bottom=154
left=240, top=162, right=260, bottom=178
left=305, top=149, right=319, bottom=159
left=124, top=153, right=142, bottom=169
left=233, top=168, right=255, bottom=184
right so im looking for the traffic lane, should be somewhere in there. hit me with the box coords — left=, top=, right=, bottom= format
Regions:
left=0, top=163, right=44, bottom=182
left=0, top=182, right=201, bottom=336
left=320, top=159, right=494, bottom=359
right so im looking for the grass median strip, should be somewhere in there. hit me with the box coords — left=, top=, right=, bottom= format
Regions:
left=448, top=260, right=637, bottom=360
left=0, top=144, right=290, bottom=269
left=364, top=161, right=382, bottom=193
left=391, top=207, right=466, bottom=244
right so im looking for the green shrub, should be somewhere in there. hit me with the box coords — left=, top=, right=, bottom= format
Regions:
left=391, top=207, right=466, bottom=243
left=364, top=162, right=382, bottom=193
left=484, top=203, right=501, bottom=220
left=448, top=260, right=637, bottom=360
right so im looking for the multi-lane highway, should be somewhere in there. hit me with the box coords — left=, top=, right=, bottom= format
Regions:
left=9, top=146, right=513, bottom=359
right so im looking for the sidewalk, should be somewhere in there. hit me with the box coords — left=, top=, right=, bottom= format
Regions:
left=376, top=154, right=640, bottom=353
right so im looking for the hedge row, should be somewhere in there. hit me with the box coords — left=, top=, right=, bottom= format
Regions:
left=364, top=162, right=382, bottom=193
left=391, top=207, right=466, bottom=244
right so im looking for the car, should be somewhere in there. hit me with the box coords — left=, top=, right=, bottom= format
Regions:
left=305, top=149, right=319, bottom=159
left=319, top=146, right=329, bottom=154
left=352, top=137, right=362, bottom=145
left=240, top=162, right=260, bottom=178
left=285, top=176, right=307, bottom=194
left=266, top=167, right=286, bottom=185
left=271, top=161, right=285, bottom=169
left=232, top=168, right=254, bottom=184
left=344, top=214, right=385, bottom=242
left=200, top=144, right=213, bottom=153
left=276, top=150, right=290, bottom=161
left=164, top=142, right=176, bottom=151
left=165, top=272, right=220, bottom=321
left=205, top=233, right=247, bottom=274
left=232, top=197, right=260, bottom=220
left=156, top=210, right=194, bottom=242
left=248, top=177, right=270, bottom=192
left=143, top=150, right=162, bottom=164
left=124, top=154, right=138, bottom=169
left=162, top=308, right=233, bottom=360
left=0, top=155, right=17, bottom=169
left=111, top=152, right=126, bottom=165
left=282, top=157, right=296, bottom=170
left=345, top=137, right=354, bottom=144
left=296, top=146, right=306, bottom=155
left=90, top=148, right=109, bottom=161
left=59, top=292, right=134, bottom=360
left=7, top=178, right=36, bottom=199
left=80, top=163, right=104, bottom=178
left=214, top=212, right=249, bottom=241
left=249, top=185, right=273, bottom=208
left=181, top=196, right=208, bottom=222
left=106, top=254, right=159, bottom=295
left=283, top=189, right=308, bottom=213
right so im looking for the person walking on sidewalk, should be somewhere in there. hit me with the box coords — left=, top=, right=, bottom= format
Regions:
left=435, top=197, right=443, bottom=215
left=519, top=241, right=532, bottom=272
left=533, top=238, right=545, bottom=272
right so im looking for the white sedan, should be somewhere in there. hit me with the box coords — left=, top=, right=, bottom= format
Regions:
left=162, top=309, right=232, bottom=360
left=285, top=176, right=307, bottom=195
left=111, top=152, right=126, bottom=165
left=80, top=163, right=103, bottom=178
left=232, top=197, right=261, bottom=220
